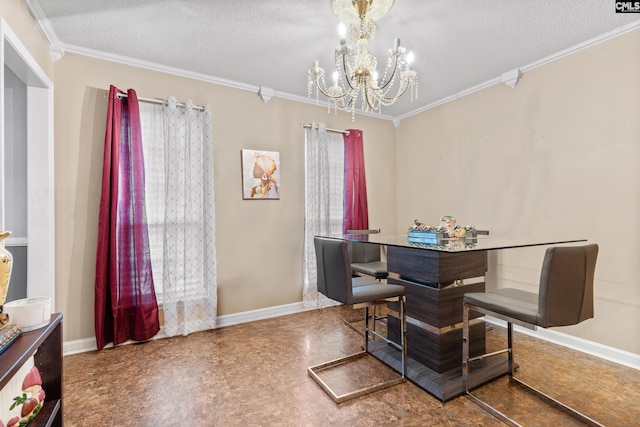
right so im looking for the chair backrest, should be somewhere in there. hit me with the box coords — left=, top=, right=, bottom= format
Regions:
left=538, top=244, right=598, bottom=328
left=314, top=237, right=354, bottom=305
left=346, top=229, right=381, bottom=263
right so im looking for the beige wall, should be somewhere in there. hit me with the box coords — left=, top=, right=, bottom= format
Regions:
left=52, top=54, right=397, bottom=342
left=396, top=29, right=640, bottom=354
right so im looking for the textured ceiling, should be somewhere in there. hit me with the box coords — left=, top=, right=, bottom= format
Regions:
left=28, top=0, right=640, bottom=119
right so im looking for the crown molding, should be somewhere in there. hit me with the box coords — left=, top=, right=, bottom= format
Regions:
left=501, top=68, right=522, bottom=88
left=62, top=44, right=394, bottom=121
left=62, top=44, right=260, bottom=93
left=520, top=19, right=640, bottom=73
left=24, top=0, right=64, bottom=61
left=397, top=20, right=640, bottom=122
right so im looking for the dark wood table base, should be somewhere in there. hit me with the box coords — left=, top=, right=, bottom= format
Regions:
left=369, top=339, right=510, bottom=402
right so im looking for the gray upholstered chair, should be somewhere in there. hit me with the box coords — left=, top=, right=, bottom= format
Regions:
left=344, top=229, right=388, bottom=334
left=309, top=237, right=407, bottom=403
left=346, top=229, right=388, bottom=280
left=462, top=244, right=599, bottom=426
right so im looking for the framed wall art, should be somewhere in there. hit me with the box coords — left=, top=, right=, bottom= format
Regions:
left=241, top=149, right=280, bottom=200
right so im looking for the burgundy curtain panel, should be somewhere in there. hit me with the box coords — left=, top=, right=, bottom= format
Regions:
left=343, top=129, right=369, bottom=233
left=95, top=85, right=160, bottom=350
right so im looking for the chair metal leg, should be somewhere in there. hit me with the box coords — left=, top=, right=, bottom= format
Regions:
left=462, top=302, right=470, bottom=392
left=307, top=352, right=405, bottom=403
left=400, top=295, right=407, bottom=377
left=510, top=377, right=605, bottom=426
left=308, top=297, right=406, bottom=404
left=465, top=392, right=525, bottom=427
left=343, top=305, right=387, bottom=337
left=463, top=302, right=605, bottom=427
left=507, top=322, right=514, bottom=378
left=364, top=306, right=370, bottom=352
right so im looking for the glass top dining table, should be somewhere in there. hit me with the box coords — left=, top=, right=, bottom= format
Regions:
left=319, top=233, right=587, bottom=253
left=315, top=231, right=589, bottom=401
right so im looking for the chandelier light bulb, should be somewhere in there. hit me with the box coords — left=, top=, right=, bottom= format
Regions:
left=338, top=22, right=347, bottom=37
left=407, top=51, right=415, bottom=64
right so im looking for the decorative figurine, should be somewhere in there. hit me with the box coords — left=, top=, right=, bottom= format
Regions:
left=439, top=215, right=456, bottom=237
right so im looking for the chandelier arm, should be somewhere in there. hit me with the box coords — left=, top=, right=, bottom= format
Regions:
left=313, top=82, right=335, bottom=99
left=340, top=53, right=358, bottom=91
left=378, top=78, right=412, bottom=102
left=332, top=93, right=352, bottom=109
left=378, top=55, right=400, bottom=90
left=313, top=76, right=351, bottom=101
left=363, top=80, right=377, bottom=110
left=338, top=97, right=353, bottom=108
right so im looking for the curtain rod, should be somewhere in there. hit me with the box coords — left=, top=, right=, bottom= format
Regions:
left=115, top=92, right=205, bottom=112
left=302, top=124, right=350, bottom=135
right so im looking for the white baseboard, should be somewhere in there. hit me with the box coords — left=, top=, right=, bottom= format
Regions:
left=215, top=301, right=313, bottom=328
left=63, top=336, right=98, bottom=355
left=485, top=317, right=640, bottom=371
left=63, top=305, right=640, bottom=372
left=63, top=302, right=312, bottom=355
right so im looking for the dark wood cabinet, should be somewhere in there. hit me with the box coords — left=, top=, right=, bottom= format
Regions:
left=0, top=313, right=63, bottom=427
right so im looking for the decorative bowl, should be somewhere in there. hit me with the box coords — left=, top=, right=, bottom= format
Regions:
left=4, top=297, right=51, bottom=332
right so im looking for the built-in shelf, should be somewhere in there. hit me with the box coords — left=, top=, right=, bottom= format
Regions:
left=0, top=313, right=63, bottom=426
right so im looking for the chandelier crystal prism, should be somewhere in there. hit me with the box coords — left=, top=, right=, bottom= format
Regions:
left=308, top=0, right=418, bottom=119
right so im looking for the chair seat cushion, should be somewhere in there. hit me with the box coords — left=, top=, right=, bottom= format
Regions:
left=352, top=283, right=405, bottom=305
left=352, top=276, right=379, bottom=287
left=464, top=288, right=539, bottom=325
left=351, top=261, right=388, bottom=278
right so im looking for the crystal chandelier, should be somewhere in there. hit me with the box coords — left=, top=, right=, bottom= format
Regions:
left=308, top=0, right=418, bottom=119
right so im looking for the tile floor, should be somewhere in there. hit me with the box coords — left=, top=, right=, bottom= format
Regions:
left=63, top=306, right=640, bottom=426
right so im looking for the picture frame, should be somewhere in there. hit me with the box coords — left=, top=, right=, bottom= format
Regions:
left=241, top=149, right=280, bottom=200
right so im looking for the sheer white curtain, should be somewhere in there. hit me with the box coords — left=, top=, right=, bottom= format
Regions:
left=140, top=97, right=217, bottom=337
left=303, top=123, right=344, bottom=308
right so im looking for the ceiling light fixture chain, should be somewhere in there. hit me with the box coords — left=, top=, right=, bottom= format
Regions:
left=308, top=0, right=418, bottom=121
